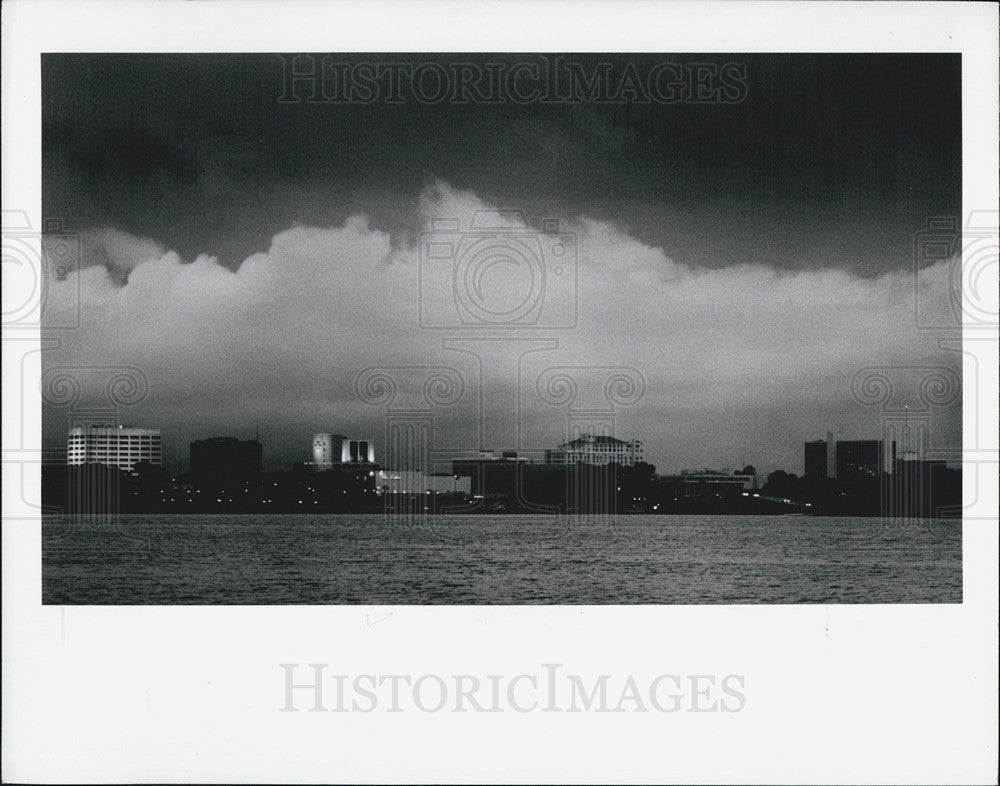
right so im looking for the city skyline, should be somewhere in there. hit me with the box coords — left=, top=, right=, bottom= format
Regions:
left=52, top=420, right=962, bottom=521
left=59, top=419, right=910, bottom=480
left=7, top=5, right=994, bottom=782
left=40, top=53, right=963, bottom=475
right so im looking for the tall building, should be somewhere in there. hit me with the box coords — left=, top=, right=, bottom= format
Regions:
left=545, top=434, right=644, bottom=467
left=67, top=425, right=161, bottom=471
left=835, top=439, right=896, bottom=480
left=190, top=437, right=262, bottom=482
left=804, top=439, right=828, bottom=478
left=312, top=433, right=375, bottom=468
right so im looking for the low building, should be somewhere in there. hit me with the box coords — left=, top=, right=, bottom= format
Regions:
left=658, top=470, right=755, bottom=498
left=375, top=470, right=471, bottom=496
left=451, top=454, right=523, bottom=498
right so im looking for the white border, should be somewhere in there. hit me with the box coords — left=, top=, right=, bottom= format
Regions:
left=2, top=1, right=997, bottom=783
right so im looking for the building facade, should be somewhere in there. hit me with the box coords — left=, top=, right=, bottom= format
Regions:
left=657, top=472, right=755, bottom=501
left=312, top=433, right=375, bottom=468
left=804, top=439, right=828, bottom=478
left=67, top=425, right=161, bottom=471
left=836, top=439, right=896, bottom=479
left=375, top=470, right=471, bottom=496
left=545, top=435, right=644, bottom=466
left=190, top=437, right=262, bottom=482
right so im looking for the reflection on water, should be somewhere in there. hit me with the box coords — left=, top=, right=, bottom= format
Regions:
left=42, top=514, right=961, bottom=604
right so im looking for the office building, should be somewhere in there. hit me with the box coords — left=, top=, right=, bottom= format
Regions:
left=836, top=439, right=896, bottom=480
left=67, top=425, right=161, bottom=471
left=190, top=437, right=262, bottom=481
left=804, top=439, right=828, bottom=478
left=545, top=434, right=644, bottom=466
left=312, top=433, right=375, bottom=468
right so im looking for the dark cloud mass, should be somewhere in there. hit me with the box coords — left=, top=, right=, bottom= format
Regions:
left=41, top=54, right=963, bottom=473
left=43, top=54, right=960, bottom=273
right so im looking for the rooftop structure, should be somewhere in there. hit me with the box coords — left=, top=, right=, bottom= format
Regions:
left=545, top=434, right=644, bottom=467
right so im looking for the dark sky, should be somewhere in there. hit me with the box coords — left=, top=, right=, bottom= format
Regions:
left=41, top=54, right=963, bottom=473
left=44, top=53, right=960, bottom=273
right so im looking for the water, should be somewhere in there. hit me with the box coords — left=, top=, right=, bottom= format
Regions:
left=41, top=514, right=962, bottom=604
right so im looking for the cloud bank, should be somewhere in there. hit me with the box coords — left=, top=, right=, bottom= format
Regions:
left=42, top=180, right=962, bottom=474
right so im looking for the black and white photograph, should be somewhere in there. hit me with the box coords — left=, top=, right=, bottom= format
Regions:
left=3, top=1, right=997, bottom=783
left=36, top=49, right=969, bottom=605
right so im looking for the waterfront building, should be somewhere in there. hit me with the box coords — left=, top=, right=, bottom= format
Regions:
left=836, top=439, right=896, bottom=479
left=311, top=433, right=375, bottom=468
left=375, top=470, right=471, bottom=496
left=659, top=470, right=755, bottom=496
left=190, top=436, right=262, bottom=482
left=67, top=425, right=161, bottom=471
left=804, top=439, right=828, bottom=478
left=545, top=434, right=644, bottom=466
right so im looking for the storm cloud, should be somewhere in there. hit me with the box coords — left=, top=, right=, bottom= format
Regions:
left=41, top=179, right=961, bottom=473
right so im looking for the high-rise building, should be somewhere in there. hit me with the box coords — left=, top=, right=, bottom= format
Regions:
left=835, top=439, right=896, bottom=480
left=804, top=439, right=828, bottom=478
left=67, top=425, right=161, bottom=471
left=545, top=434, right=644, bottom=466
left=345, top=438, right=375, bottom=463
left=312, top=433, right=375, bottom=468
left=312, top=433, right=340, bottom=466
left=190, top=437, right=262, bottom=482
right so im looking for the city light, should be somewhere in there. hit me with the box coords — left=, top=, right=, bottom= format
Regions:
left=56, top=425, right=956, bottom=517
